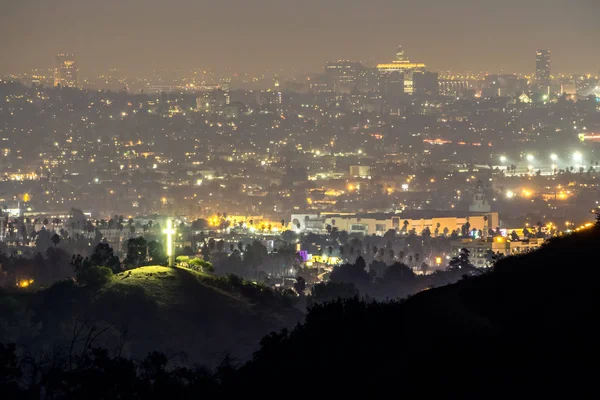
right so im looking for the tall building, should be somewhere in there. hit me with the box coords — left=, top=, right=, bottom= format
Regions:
left=196, top=88, right=230, bottom=112
left=54, top=53, right=78, bottom=88
left=535, top=50, right=551, bottom=95
left=413, top=71, right=439, bottom=96
left=324, top=61, right=364, bottom=93
left=481, top=74, right=527, bottom=97
left=439, top=79, right=472, bottom=97
left=377, top=46, right=426, bottom=95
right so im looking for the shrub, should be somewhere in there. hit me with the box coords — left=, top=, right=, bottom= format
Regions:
left=188, top=258, right=214, bottom=273
left=77, top=265, right=114, bottom=287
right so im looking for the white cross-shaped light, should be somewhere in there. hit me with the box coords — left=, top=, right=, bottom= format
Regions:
left=163, top=218, right=176, bottom=258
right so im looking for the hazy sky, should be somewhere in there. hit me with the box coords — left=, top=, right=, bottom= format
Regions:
left=2, top=0, right=599, bottom=76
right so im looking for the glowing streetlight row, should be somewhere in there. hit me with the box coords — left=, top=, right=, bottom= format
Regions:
left=499, top=152, right=584, bottom=164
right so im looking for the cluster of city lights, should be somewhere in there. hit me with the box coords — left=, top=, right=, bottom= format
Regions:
left=500, top=152, right=584, bottom=164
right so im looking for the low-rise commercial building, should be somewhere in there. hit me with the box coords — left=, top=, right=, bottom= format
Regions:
left=450, top=237, right=545, bottom=268
left=290, top=210, right=499, bottom=237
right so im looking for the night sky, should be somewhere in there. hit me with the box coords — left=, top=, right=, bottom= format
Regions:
left=2, top=0, right=599, bottom=76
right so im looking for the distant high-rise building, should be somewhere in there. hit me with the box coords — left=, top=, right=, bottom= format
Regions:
left=439, top=79, right=472, bottom=97
left=535, top=50, right=551, bottom=95
left=196, top=88, right=230, bottom=112
left=54, top=53, right=78, bottom=88
left=324, top=61, right=364, bottom=93
left=377, top=45, right=426, bottom=95
left=482, top=74, right=527, bottom=97
left=413, top=71, right=439, bottom=96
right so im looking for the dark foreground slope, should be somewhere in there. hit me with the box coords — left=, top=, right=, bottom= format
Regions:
left=231, top=228, right=600, bottom=396
left=0, top=266, right=302, bottom=367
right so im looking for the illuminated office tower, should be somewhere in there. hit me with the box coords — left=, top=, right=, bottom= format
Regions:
left=324, top=61, right=363, bottom=93
left=377, top=45, right=426, bottom=95
left=54, top=53, right=78, bottom=88
left=535, top=50, right=551, bottom=95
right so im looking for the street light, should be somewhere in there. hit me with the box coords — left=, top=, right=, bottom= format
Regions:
left=573, top=151, right=583, bottom=163
left=500, top=155, right=507, bottom=163
left=550, top=153, right=558, bottom=162
left=526, top=154, right=534, bottom=162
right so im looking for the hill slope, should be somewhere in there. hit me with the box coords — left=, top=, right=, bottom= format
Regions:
left=230, top=228, right=600, bottom=396
left=1, top=266, right=303, bottom=367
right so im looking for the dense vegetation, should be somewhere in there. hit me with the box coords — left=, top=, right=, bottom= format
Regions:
left=0, top=265, right=302, bottom=373
left=2, top=224, right=599, bottom=397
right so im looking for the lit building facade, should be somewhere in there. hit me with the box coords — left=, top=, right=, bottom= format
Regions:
left=377, top=46, right=426, bottom=95
left=413, top=71, right=439, bottom=96
left=290, top=211, right=499, bottom=237
left=535, top=50, right=551, bottom=95
left=324, top=61, right=364, bottom=93
left=450, top=237, right=545, bottom=268
left=439, top=79, right=472, bottom=97
left=481, top=74, right=528, bottom=97
left=54, top=53, right=78, bottom=88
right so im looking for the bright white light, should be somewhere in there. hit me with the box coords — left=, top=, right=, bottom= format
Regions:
left=526, top=154, right=534, bottom=162
left=163, top=219, right=175, bottom=258
left=550, top=153, right=558, bottom=161
left=500, top=155, right=507, bottom=163
left=506, top=190, right=515, bottom=199
left=573, top=152, right=583, bottom=162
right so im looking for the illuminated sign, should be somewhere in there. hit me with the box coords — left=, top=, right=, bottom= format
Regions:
left=578, top=133, right=600, bottom=142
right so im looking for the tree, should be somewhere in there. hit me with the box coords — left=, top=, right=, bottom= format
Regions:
left=383, top=229, right=396, bottom=243
left=124, top=237, right=148, bottom=268
left=148, top=240, right=167, bottom=265
left=294, top=276, right=306, bottom=296
left=51, top=233, right=61, bottom=247
left=309, top=281, right=359, bottom=305
left=191, top=218, right=209, bottom=231
left=510, top=230, right=520, bottom=241
left=461, top=222, right=471, bottom=237
left=401, top=220, right=409, bottom=234
left=382, top=262, right=415, bottom=285
left=76, top=265, right=113, bottom=286
left=244, top=240, right=268, bottom=273
left=330, top=227, right=340, bottom=241
left=448, top=248, right=475, bottom=272
left=329, top=256, right=371, bottom=291
left=89, top=242, right=121, bottom=273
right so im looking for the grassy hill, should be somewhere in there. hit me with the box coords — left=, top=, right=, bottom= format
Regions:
left=0, top=266, right=303, bottom=367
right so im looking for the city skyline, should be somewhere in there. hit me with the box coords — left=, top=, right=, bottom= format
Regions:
left=2, top=0, right=600, bottom=76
